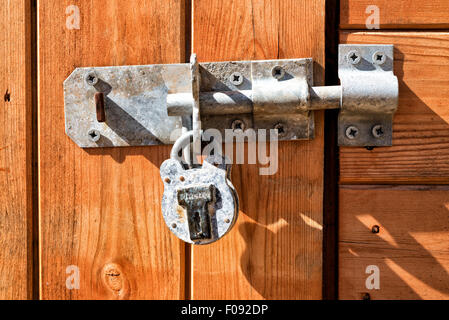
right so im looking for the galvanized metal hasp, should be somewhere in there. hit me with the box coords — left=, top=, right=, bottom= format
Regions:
left=63, top=44, right=398, bottom=148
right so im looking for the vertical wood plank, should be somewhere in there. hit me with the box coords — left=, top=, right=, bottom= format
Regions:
left=191, top=0, right=325, bottom=300
left=39, top=0, right=186, bottom=300
left=0, top=0, right=33, bottom=300
left=339, top=186, right=449, bottom=300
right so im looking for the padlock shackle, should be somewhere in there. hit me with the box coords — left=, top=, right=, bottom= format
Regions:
left=170, top=130, right=221, bottom=164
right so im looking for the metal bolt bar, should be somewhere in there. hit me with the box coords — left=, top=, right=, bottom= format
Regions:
left=167, top=85, right=342, bottom=117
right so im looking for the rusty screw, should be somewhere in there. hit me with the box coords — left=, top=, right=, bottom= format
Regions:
left=272, top=66, right=285, bottom=80
left=231, top=119, right=246, bottom=132
left=372, top=225, right=380, bottom=234
left=372, top=125, right=384, bottom=138
left=345, top=126, right=359, bottom=140
left=274, top=123, right=287, bottom=137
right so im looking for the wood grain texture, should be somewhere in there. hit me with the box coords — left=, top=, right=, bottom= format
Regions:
left=0, top=0, right=33, bottom=300
left=191, top=0, right=325, bottom=300
left=339, top=186, right=449, bottom=300
left=341, top=1, right=449, bottom=29
left=340, top=32, right=449, bottom=184
left=39, top=0, right=186, bottom=300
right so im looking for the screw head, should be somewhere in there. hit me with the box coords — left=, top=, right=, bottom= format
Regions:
left=229, top=72, right=244, bottom=86
left=372, top=225, right=380, bottom=234
left=172, top=223, right=177, bottom=229
left=372, top=125, right=384, bottom=138
left=85, top=72, right=99, bottom=86
left=347, top=50, right=361, bottom=65
left=271, top=66, right=285, bottom=80
left=362, top=293, right=371, bottom=300
left=88, top=129, right=101, bottom=143
left=224, top=219, right=231, bottom=224
left=274, top=123, right=287, bottom=137
left=345, top=126, right=359, bottom=140
left=231, top=119, right=246, bottom=132
left=372, top=51, right=386, bottom=65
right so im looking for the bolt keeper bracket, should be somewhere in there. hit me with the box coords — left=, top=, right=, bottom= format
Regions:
left=63, top=44, right=398, bottom=148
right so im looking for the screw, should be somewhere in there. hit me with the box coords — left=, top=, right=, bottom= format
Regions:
left=274, top=123, right=287, bottom=137
left=231, top=119, right=246, bottom=132
left=347, top=50, right=361, bottom=65
left=362, top=293, right=371, bottom=300
left=229, top=72, right=244, bottom=86
left=4, top=89, right=11, bottom=102
left=164, top=178, right=171, bottom=184
left=372, top=225, right=380, bottom=234
left=85, top=71, right=99, bottom=86
left=225, top=219, right=231, bottom=224
left=372, top=51, right=386, bottom=65
left=345, top=126, right=359, bottom=140
left=271, top=66, right=285, bottom=80
left=372, top=125, right=384, bottom=138
left=172, top=223, right=177, bottom=229
left=88, top=129, right=101, bottom=143
left=179, top=176, right=186, bottom=182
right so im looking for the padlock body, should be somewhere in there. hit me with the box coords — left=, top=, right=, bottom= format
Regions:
left=160, top=159, right=239, bottom=245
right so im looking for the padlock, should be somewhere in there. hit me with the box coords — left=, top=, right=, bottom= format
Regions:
left=160, top=131, right=239, bottom=245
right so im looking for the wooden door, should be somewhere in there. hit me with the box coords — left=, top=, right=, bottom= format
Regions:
left=36, top=0, right=325, bottom=300
left=339, top=0, right=449, bottom=300
left=3, top=0, right=447, bottom=301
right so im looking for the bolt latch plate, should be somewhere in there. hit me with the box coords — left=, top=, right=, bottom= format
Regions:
left=63, top=44, right=398, bottom=148
left=338, top=45, right=398, bottom=147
